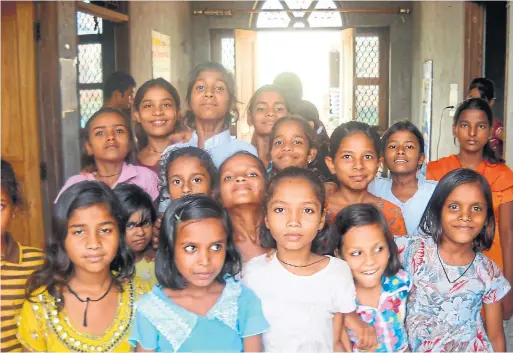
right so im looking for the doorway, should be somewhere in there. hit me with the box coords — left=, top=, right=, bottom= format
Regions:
left=257, top=30, right=341, bottom=134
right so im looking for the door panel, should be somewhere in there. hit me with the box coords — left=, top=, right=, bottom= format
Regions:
left=1, top=2, right=45, bottom=248
left=235, top=29, right=257, bottom=143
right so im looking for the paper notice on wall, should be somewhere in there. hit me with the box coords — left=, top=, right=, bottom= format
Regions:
left=152, top=31, right=171, bottom=82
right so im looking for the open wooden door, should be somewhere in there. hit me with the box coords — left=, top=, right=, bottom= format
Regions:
left=235, top=29, right=257, bottom=143
left=340, top=28, right=355, bottom=124
left=1, top=2, right=45, bottom=248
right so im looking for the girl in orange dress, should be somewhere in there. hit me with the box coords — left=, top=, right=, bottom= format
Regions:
left=325, top=121, right=407, bottom=235
left=426, top=97, right=513, bottom=319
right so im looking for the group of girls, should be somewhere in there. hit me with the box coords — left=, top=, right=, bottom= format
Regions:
left=2, top=61, right=513, bottom=352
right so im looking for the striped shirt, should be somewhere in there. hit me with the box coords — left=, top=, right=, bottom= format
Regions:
left=1, top=235, right=44, bottom=352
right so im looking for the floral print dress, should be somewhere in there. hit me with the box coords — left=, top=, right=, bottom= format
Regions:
left=396, top=235, right=511, bottom=352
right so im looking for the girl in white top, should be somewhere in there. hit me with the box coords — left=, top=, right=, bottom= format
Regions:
left=243, top=167, right=357, bottom=352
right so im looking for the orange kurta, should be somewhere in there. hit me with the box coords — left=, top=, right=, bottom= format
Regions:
left=426, top=154, right=513, bottom=269
left=329, top=197, right=408, bottom=236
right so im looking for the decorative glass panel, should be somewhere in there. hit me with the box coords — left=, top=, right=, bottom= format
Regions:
left=78, top=44, right=103, bottom=84
left=77, top=11, right=103, bottom=35
left=284, top=0, right=312, bottom=9
left=79, top=90, right=103, bottom=127
left=355, top=85, right=379, bottom=125
left=308, top=1, right=342, bottom=28
left=221, top=38, right=235, bottom=74
left=256, top=0, right=342, bottom=28
left=293, top=22, right=306, bottom=28
left=257, top=0, right=290, bottom=28
left=356, top=36, right=379, bottom=78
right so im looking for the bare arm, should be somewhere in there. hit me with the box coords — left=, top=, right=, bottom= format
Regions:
left=243, top=335, right=263, bottom=352
left=344, top=311, right=377, bottom=351
left=499, top=201, right=513, bottom=319
left=484, top=301, right=506, bottom=352
left=333, top=313, right=345, bottom=352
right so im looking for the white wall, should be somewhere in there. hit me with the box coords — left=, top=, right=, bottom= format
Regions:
left=410, top=1, right=465, bottom=161
left=129, top=1, right=192, bottom=96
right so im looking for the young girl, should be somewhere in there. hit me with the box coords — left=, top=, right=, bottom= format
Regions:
left=325, top=121, right=407, bottom=235
left=268, top=115, right=318, bottom=177
left=129, top=195, right=269, bottom=352
left=18, top=181, right=149, bottom=352
left=160, top=62, right=257, bottom=169
left=332, top=203, right=411, bottom=352
left=56, top=107, right=159, bottom=201
left=368, top=121, right=438, bottom=234
left=397, top=168, right=510, bottom=352
left=426, top=98, right=513, bottom=318
left=1, top=160, right=44, bottom=352
left=247, top=84, right=290, bottom=168
left=242, top=167, right=357, bottom=352
left=114, top=183, right=157, bottom=287
left=467, top=77, right=504, bottom=159
left=217, top=151, right=268, bottom=265
left=134, top=78, right=188, bottom=172
left=157, top=146, right=217, bottom=213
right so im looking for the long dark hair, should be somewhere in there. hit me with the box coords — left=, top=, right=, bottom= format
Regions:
left=184, top=62, right=239, bottom=130
left=80, top=107, right=137, bottom=170
left=133, top=78, right=182, bottom=150
left=419, top=168, right=495, bottom=252
left=26, top=181, right=135, bottom=308
left=453, top=98, right=503, bottom=164
left=330, top=203, right=402, bottom=277
left=155, top=195, right=242, bottom=289
left=113, top=183, right=157, bottom=225
left=260, top=167, right=329, bottom=254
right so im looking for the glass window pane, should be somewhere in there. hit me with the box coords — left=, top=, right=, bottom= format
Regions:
left=355, top=85, right=379, bottom=125
left=308, top=1, right=342, bottom=28
left=356, top=36, right=380, bottom=78
left=221, top=38, right=235, bottom=74
left=79, top=90, right=104, bottom=127
left=78, top=44, right=103, bottom=84
left=77, top=11, right=103, bottom=35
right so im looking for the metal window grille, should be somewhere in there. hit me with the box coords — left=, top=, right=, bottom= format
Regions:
left=76, top=11, right=104, bottom=127
left=355, top=36, right=379, bottom=78
left=355, top=85, right=379, bottom=125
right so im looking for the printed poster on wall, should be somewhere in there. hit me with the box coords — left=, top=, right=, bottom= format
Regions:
left=152, top=31, right=171, bottom=82
left=422, top=60, right=433, bottom=163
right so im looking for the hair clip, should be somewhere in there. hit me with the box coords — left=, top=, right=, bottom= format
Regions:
left=174, top=214, right=181, bottom=222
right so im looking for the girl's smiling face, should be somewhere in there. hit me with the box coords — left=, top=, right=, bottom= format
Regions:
left=340, top=223, right=389, bottom=289
left=271, top=120, right=317, bottom=171
left=384, top=130, right=424, bottom=174
left=219, top=154, right=266, bottom=209
left=250, top=91, right=288, bottom=136
left=441, top=182, right=487, bottom=247
left=190, top=70, right=230, bottom=123
left=85, top=112, right=131, bottom=163
left=326, top=132, right=380, bottom=191
left=136, top=86, right=179, bottom=138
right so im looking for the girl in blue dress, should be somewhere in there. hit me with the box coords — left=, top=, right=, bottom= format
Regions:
left=129, top=195, right=268, bottom=352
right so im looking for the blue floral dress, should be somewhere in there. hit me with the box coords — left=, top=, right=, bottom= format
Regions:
left=348, top=268, right=411, bottom=352
left=396, top=235, right=511, bottom=352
